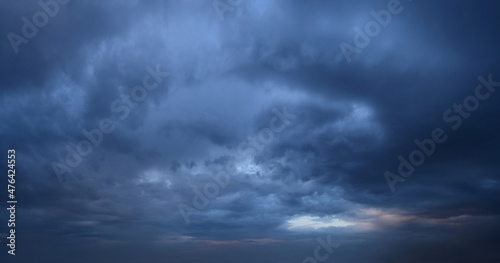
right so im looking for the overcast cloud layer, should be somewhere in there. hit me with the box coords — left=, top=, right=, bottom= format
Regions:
left=1, top=0, right=500, bottom=262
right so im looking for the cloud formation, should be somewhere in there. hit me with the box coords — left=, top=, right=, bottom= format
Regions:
left=1, top=0, right=500, bottom=262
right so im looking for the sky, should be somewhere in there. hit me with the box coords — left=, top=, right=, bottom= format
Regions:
left=1, top=0, right=500, bottom=262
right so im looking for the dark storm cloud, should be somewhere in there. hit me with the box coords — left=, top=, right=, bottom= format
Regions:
left=1, top=0, right=500, bottom=262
